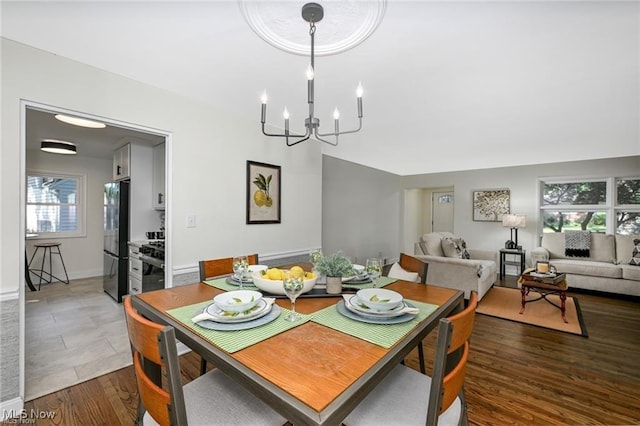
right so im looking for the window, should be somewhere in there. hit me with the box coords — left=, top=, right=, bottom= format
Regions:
left=27, top=172, right=85, bottom=237
left=540, top=177, right=639, bottom=235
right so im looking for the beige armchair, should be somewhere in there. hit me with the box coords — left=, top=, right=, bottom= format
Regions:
left=414, top=232, right=497, bottom=300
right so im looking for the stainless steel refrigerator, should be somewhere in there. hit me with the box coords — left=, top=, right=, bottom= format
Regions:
left=103, top=181, right=129, bottom=302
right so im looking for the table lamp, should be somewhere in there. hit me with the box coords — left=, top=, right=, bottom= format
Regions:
left=502, top=214, right=526, bottom=250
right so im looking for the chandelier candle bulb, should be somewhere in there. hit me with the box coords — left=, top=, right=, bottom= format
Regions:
left=283, top=107, right=290, bottom=133
left=357, top=82, right=364, bottom=117
left=260, top=91, right=268, bottom=123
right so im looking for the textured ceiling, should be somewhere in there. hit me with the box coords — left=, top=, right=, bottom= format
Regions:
left=2, top=1, right=638, bottom=174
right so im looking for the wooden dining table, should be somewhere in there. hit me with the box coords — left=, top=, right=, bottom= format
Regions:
left=131, top=279, right=464, bottom=425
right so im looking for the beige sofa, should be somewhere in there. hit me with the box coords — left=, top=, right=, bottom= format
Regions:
left=531, top=233, right=640, bottom=297
left=413, top=232, right=497, bottom=300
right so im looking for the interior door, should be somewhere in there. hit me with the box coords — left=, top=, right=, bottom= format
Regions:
left=432, top=191, right=454, bottom=233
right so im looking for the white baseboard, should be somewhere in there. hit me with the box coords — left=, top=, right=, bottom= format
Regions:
left=0, top=397, right=24, bottom=421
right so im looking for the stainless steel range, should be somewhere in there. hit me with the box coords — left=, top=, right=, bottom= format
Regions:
left=137, top=241, right=165, bottom=292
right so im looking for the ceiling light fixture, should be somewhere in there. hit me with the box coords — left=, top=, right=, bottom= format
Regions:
left=41, top=139, right=77, bottom=155
left=55, top=114, right=106, bottom=129
left=260, top=2, right=363, bottom=147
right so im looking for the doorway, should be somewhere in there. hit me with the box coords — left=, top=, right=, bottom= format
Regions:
left=21, top=101, right=172, bottom=400
left=432, top=191, right=454, bottom=233
left=403, top=187, right=454, bottom=253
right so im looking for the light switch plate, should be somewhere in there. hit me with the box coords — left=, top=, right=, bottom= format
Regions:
left=186, top=215, right=196, bottom=228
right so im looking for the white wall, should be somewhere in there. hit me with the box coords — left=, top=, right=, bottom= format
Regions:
left=0, top=38, right=322, bottom=410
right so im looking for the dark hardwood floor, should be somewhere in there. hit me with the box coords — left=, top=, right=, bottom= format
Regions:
left=5, top=279, right=639, bottom=425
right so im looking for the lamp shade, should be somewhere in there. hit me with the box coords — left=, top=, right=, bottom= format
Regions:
left=502, top=214, right=526, bottom=228
left=41, top=140, right=77, bottom=155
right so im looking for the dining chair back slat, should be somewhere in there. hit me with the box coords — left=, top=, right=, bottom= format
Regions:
left=198, top=254, right=259, bottom=281
left=399, top=253, right=429, bottom=284
left=124, top=297, right=188, bottom=425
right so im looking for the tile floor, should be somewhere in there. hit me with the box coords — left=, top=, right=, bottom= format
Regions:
left=24, top=277, right=131, bottom=401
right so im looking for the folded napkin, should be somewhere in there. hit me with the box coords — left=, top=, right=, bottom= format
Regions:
left=192, top=297, right=276, bottom=323
left=342, top=295, right=419, bottom=315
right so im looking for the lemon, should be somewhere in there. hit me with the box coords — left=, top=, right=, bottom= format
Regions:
left=265, top=197, right=273, bottom=207
left=290, top=266, right=304, bottom=277
left=267, top=268, right=284, bottom=280
left=254, top=190, right=267, bottom=207
left=304, top=272, right=315, bottom=279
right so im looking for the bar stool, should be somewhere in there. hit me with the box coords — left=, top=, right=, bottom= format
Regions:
left=28, top=242, right=70, bottom=290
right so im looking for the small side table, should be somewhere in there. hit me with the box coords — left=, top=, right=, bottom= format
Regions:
left=499, top=249, right=526, bottom=279
left=518, top=272, right=568, bottom=323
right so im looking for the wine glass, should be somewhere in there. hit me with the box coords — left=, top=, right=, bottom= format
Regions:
left=309, top=249, right=323, bottom=271
left=283, top=269, right=304, bottom=321
left=366, top=258, right=382, bottom=287
left=232, top=256, right=248, bottom=289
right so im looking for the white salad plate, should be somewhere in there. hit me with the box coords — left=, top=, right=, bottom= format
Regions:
left=205, top=298, right=271, bottom=323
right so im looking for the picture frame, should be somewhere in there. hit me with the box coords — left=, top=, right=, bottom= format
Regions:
left=472, top=189, right=510, bottom=222
left=247, top=161, right=281, bottom=224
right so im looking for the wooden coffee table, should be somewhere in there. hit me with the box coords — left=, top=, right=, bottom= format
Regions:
left=518, top=271, right=569, bottom=323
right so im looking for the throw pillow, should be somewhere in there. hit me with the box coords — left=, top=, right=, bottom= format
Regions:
left=441, top=237, right=471, bottom=260
left=455, top=238, right=471, bottom=260
left=388, top=262, right=420, bottom=282
left=630, top=239, right=640, bottom=266
left=441, top=237, right=460, bottom=258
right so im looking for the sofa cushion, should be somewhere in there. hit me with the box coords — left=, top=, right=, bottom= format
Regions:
left=388, top=262, right=420, bottom=282
left=615, top=235, right=636, bottom=264
left=541, top=233, right=616, bottom=264
left=421, top=233, right=445, bottom=257
left=550, top=259, right=622, bottom=279
left=621, top=265, right=640, bottom=282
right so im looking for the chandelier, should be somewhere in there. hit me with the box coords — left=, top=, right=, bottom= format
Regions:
left=260, top=2, right=364, bottom=147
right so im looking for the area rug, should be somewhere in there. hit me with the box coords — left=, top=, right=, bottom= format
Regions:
left=477, top=287, right=588, bottom=337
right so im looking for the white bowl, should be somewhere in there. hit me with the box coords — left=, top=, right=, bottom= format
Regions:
left=352, top=264, right=367, bottom=278
left=356, top=288, right=403, bottom=312
left=248, top=264, right=268, bottom=274
left=252, top=271, right=318, bottom=296
left=213, top=290, right=263, bottom=313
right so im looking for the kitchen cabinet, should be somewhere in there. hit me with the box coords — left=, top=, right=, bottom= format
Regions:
left=113, top=143, right=131, bottom=181
left=152, top=143, right=165, bottom=210
left=128, top=243, right=142, bottom=295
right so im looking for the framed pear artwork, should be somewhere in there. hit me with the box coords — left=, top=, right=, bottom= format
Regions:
left=246, top=161, right=281, bottom=224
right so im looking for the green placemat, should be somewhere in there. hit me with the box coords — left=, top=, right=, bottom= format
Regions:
left=310, top=300, right=439, bottom=349
left=167, top=300, right=311, bottom=353
left=203, top=277, right=259, bottom=291
left=342, top=276, right=396, bottom=291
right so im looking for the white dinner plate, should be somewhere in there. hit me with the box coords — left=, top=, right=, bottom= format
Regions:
left=227, top=274, right=254, bottom=284
left=196, top=305, right=282, bottom=331
left=204, top=298, right=271, bottom=323
left=345, top=295, right=408, bottom=318
left=337, top=301, right=417, bottom=324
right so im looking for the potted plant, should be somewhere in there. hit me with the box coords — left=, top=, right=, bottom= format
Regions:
left=315, top=251, right=353, bottom=294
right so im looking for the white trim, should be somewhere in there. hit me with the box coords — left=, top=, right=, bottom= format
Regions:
left=0, top=291, right=20, bottom=302
left=0, top=397, right=24, bottom=421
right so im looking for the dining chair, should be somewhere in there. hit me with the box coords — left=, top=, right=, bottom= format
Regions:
left=391, top=253, right=429, bottom=373
left=123, top=296, right=286, bottom=426
left=343, top=291, right=477, bottom=426
left=197, top=253, right=259, bottom=375
left=198, top=253, right=259, bottom=281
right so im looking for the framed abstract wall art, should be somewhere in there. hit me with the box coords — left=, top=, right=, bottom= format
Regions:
left=247, top=161, right=281, bottom=224
left=472, top=189, right=510, bottom=222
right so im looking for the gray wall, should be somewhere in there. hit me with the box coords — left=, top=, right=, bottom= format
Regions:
left=321, top=157, right=402, bottom=265
left=322, top=155, right=640, bottom=267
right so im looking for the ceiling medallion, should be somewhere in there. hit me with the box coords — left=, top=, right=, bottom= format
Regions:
left=238, top=0, right=387, bottom=56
